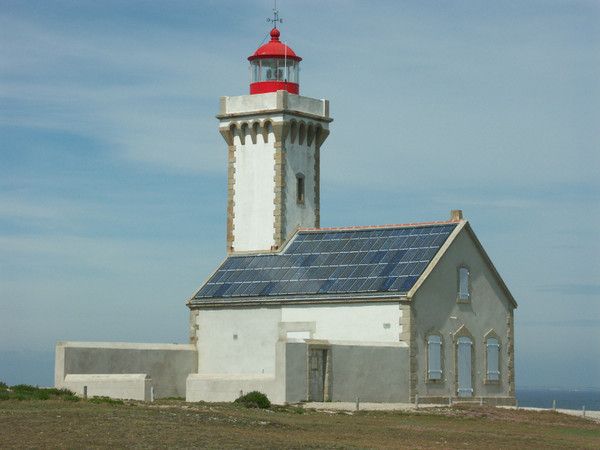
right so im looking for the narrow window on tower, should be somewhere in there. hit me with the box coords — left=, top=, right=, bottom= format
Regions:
left=296, top=173, right=305, bottom=205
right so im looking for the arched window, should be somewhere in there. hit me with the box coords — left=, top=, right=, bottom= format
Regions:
left=458, top=266, right=470, bottom=302
left=427, top=334, right=442, bottom=381
left=296, top=173, right=305, bottom=204
left=486, top=336, right=500, bottom=382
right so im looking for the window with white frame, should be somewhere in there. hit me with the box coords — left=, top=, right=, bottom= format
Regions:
left=427, top=334, right=443, bottom=381
left=486, top=337, right=500, bottom=381
left=458, top=266, right=470, bottom=301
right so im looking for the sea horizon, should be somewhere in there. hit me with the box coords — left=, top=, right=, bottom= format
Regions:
left=516, top=387, right=600, bottom=411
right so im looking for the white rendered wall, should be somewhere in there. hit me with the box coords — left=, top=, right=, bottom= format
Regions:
left=191, top=303, right=401, bottom=403
left=196, top=307, right=281, bottom=375
left=197, top=303, right=401, bottom=376
left=283, top=135, right=317, bottom=238
left=64, top=374, right=151, bottom=401
left=194, top=303, right=401, bottom=377
left=232, top=127, right=276, bottom=251
left=281, top=303, right=401, bottom=342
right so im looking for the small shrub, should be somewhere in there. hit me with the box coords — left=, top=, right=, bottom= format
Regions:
left=89, top=396, right=124, bottom=405
left=36, top=391, right=50, bottom=400
left=45, top=388, right=76, bottom=398
left=234, top=391, right=271, bottom=409
left=0, top=384, right=77, bottom=401
left=11, top=384, right=38, bottom=392
left=0, top=381, right=8, bottom=391
left=15, top=392, right=29, bottom=401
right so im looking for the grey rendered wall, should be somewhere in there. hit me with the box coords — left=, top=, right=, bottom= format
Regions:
left=56, top=342, right=197, bottom=398
left=412, top=227, right=515, bottom=402
left=284, top=342, right=409, bottom=403
left=330, top=344, right=409, bottom=403
left=285, top=342, right=308, bottom=403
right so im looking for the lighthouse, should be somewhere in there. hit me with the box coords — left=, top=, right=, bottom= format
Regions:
left=217, top=25, right=332, bottom=253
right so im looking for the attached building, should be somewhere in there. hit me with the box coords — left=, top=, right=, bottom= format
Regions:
left=187, top=217, right=516, bottom=404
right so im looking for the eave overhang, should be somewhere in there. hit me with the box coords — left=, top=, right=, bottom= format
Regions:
left=187, top=291, right=408, bottom=309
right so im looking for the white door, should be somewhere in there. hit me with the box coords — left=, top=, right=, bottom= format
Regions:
left=457, top=336, right=473, bottom=397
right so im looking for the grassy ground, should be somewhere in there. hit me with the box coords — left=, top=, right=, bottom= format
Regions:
left=1, top=396, right=599, bottom=449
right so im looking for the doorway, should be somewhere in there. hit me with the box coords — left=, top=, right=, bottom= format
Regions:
left=457, top=336, right=473, bottom=397
left=308, top=348, right=329, bottom=402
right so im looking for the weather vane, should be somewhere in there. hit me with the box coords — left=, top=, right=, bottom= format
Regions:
left=266, top=0, right=283, bottom=28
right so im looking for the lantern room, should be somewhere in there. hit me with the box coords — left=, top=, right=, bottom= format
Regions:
left=248, top=28, right=302, bottom=95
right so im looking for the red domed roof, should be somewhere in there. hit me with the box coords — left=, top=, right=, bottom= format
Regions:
left=248, top=28, right=302, bottom=62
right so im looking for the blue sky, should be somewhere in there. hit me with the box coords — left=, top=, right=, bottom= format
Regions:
left=1, top=0, right=599, bottom=389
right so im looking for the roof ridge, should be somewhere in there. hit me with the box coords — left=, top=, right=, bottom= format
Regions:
left=298, top=219, right=461, bottom=232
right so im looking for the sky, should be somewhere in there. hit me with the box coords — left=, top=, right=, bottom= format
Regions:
left=0, top=0, right=599, bottom=389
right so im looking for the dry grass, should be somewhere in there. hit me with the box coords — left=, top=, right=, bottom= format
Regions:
left=0, top=398, right=599, bottom=449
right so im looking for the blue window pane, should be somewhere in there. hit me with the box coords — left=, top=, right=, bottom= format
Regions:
left=295, top=266, right=310, bottom=279
left=193, top=224, right=458, bottom=300
left=302, top=254, right=318, bottom=266
left=306, top=267, right=324, bottom=279
left=381, top=276, right=396, bottom=291
left=339, top=265, right=356, bottom=278
left=369, top=264, right=386, bottom=277
left=285, top=241, right=302, bottom=253
left=349, top=278, right=369, bottom=292
left=414, top=261, right=429, bottom=275
left=313, top=254, right=329, bottom=266
left=280, top=266, right=298, bottom=280
left=336, top=279, right=356, bottom=291
left=318, top=279, right=336, bottom=293
left=213, top=283, right=231, bottom=297
left=198, top=283, right=220, bottom=297
left=359, top=278, right=377, bottom=291
left=401, top=262, right=418, bottom=276
left=403, top=236, right=417, bottom=248
left=319, top=266, right=336, bottom=278
left=260, top=281, right=276, bottom=296
left=401, top=276, right=419, bottom=291
left=401, top=248, right=418, bottom=262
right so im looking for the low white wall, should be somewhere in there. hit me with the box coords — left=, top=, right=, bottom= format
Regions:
left=187, top=339, right=287, bottom=404
left=186, top=374, right=282, bottom=404
left=64, top=374, right=151, bottom=401
left=55, top=341, right=197, bottom=399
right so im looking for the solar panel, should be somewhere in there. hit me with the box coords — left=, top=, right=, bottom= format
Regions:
left=193, top=223, right=457, bottom=301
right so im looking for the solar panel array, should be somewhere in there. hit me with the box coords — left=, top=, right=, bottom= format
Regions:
left=193, top=223, right=457, bottom=300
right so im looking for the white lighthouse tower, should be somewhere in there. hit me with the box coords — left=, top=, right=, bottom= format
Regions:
left=217, top=25, right=332, bottom=253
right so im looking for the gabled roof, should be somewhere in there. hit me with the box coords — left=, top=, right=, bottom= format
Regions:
left=189, top=220, right=459, bottom=306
